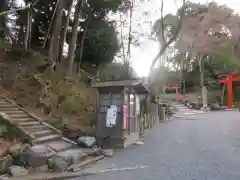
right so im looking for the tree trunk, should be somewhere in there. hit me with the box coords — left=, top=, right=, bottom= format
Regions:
left=77, top=24, right=88, bottom=74
left=96, top=69, right=101, bottom=79
left=59, top=0, right=74, bottom=64
left=42, top=0, right=60, bottom=49
left=125, top=2, right=133, bottom=78
left=199, top=54, right=207, bottom=108
left=120, top=13, right=126, bottom=64
left=24, top=10, right=30, bottom=50
left=119, top=13, right=127, bottom=79
left=0, top=0, right=7, bottom=39
left=18, top=25, right=25, bottom=46
left=49, top=0, right=64, bottom=64
left=221, top=84, right=226, bottom=105
left=179, top=53, right=185, bottom=94
left=28, top=10, right=32, bottom=47
left=67, top=0, right=82, bottom=74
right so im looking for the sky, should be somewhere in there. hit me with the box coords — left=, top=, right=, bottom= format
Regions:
left=130, top=0, right=240, bottom=77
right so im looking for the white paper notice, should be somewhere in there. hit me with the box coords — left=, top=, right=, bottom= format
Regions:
left=106, top=105, right=117, bottom=127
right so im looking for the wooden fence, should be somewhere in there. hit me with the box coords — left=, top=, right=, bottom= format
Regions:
left=139, top=102, right=165, bottom=135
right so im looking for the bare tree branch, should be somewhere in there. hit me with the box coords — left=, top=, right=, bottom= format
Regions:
left=42, top=0, right=60, bottom=48
left=125, top=1, right=134, bottom=77
left=120, top=13, right=126, bottom=63
left=127, top=2, right=133, bottom=59
left=160, top=0, right=166, bottom=45
left=24, top=9, right=30, bottom=50
left=59, top=0, right=74, bottom=63
left=77, top=19, right=88, bottom=73
left=149, top=0, right=186, bottom=74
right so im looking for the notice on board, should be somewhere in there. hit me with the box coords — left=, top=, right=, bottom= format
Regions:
left=106, top=105, right=117, bottom=127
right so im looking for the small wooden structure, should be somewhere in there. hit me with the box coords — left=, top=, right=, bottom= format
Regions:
left=92, top=79, right=150, bottom=148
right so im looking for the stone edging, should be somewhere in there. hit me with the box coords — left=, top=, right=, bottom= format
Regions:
left=0, top=93, right=77, bottom=145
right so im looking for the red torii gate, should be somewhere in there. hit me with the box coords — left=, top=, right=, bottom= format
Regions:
left=218, top=72, right=240, bottom=109
left=165, top=83, right=183, bottom=100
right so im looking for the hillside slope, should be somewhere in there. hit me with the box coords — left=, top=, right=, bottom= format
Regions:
left=0, top=48, right=97, bottom=133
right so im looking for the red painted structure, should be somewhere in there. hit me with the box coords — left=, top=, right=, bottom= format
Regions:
left=165, top=84, right=182, bottom=100
left=218, top=72, right=240, bottom=109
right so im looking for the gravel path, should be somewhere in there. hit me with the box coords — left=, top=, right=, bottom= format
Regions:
left=71, top=111, right=240, bottom=180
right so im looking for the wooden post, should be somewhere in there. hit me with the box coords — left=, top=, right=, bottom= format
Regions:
left=176, top=86, right=179, bottom=100
left=226, top=75, right=233, bottom=109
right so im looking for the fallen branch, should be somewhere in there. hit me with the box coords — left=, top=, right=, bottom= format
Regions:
left=0, top=6, right=29, bottom=16
left=67, top=155, right=104, bottom=172
left=160, top=0, right=166, bottom=45
left=85, top=165, right=147, bottom=175
left=0, top=0, right=40, bottom=16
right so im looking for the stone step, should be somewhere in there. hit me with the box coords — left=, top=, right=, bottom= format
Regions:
left=0, top=96, right=75, bottom=149
left=177, top=107, right=189, bottom=110
left=174, top=104, right=185, bottom=107
left=0, top=100, right=9, bottom=104
left=10, top=117, right=35, bottom=122
left=30, top=130, right=55, bottom=138
left=33, top=134, right=61, bottom=144
left=22, top=125, right=48, bottom=132
left=3, top=110, right=27, bottom=114
left=7, top=114, right=30, bottom=120
left=19, top=121, right=41, bottom=127
left=0, top=103, right=14, bottom=107
left=0, top=104, right=16, bottom=108
left=0, top=107, right=20, bottom=111
left=44, top=140, right=74, bottom=152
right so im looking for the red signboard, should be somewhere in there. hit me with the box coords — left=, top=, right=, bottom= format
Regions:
left=122, top=104, right=129, bottom=129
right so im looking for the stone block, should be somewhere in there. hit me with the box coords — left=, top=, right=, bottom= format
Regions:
left=102, top=149, right=114, bottom=157
left=0, top=155, right=13, bottom=174
left=77, top=136, right=96, bottom=148
left=21, top=145, right=55, bottom=167
left=28, top=165, right=49, bottom=173
left=9, top=165, right=28, bottom=177
left=48, top=156, right=69, bottom=172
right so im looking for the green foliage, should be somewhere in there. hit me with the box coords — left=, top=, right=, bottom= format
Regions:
left=29, top=0, right=57, bottom=47
left=98, top=62, right=138, bottom=81
left=5, top=0, right=123, bottom=69
left=87, top=0, right=124, bottom=18
left=152, top=13, right=179, bottom=41
left=79, top=19, right=120, bottom=67
left=0, top=115, right=32, bottom=143
left=210, top=47, right=240, bottom=74
left=152, top=1, right=240, bottom=96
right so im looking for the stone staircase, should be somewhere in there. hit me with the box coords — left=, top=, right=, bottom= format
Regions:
left=0, top=94, right=77, bottom=152
left=0, top=94, right=108, bottom=178
left=171, top=103, right=205, bottom=119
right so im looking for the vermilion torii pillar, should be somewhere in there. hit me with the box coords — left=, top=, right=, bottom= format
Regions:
left=218, top=72, right=240, bottom=109
left=165, top=84, right=181, bottom=100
